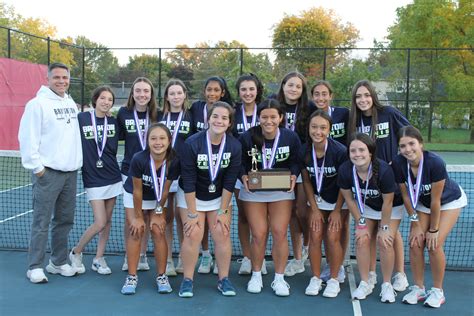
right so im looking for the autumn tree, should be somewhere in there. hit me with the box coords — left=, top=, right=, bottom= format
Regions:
left=386, top=0, right=473, bottom=142
left=272, top=7, right=359, bottom=77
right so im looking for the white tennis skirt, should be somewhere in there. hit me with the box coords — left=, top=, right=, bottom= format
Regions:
left=170, top=179, right=179, bottom=193
left=307, top=195, right=348, bottom=211
left=176, top=187, right=222, bottom=212
left=121, top=173, right=127, bottom=185
left=85, top=182, right=123, bottom=202
left=234, top=179, right=243, bottom=190
left=362, top=204, right=404, bottom=220
left=416, top=186, right=467, bottom=214
left=239, top=189, right=295, bottom=203
left=123, top=191, right=158, bottom=210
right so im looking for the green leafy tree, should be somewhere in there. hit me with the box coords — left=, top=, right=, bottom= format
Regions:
left=272, top=7, right=359, bottom=77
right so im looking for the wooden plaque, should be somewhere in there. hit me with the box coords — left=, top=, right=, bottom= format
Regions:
left=247, top=169, right=291, bottom=191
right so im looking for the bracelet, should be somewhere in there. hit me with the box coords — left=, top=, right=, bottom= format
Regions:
left=187, top=212, right=198, bottom=219
left=356, top=224, right=367, bottom=230
left=428, top=228, right=439, bottom=233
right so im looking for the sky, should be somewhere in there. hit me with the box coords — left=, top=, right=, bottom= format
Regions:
left=3, top=0, right=413, bottom=64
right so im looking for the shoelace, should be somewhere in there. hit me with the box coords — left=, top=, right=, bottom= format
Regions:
left=201, top=257, right=210, bottom=266
left=157, top=276, right=168, bottom=285
left=272, top=280, right=290, bottom=289
left=125, top=276, right=138, bottom=286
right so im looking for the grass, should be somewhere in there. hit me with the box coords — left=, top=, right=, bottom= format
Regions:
left=420, top=128, right=474, bottom=152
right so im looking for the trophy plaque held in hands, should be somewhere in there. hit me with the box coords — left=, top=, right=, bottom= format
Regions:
left=247, top=146, right=291, bottom=191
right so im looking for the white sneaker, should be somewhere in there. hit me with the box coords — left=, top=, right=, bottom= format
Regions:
left=305, top=276, right=322, bottom=296
left=26, top=268, right=48, bottom=283
left=238, top=257, right=252, bottom=275
left=380, top=282, right=397, bottom=303
left=138, top=254, right=150, bottom=271
left=402, top=285, right=427, bottom=305
left=247, top=274, right=263, bottom=293
left=175, top=257, right=184, bottom=274
left=284, top=259, right=305, bottom=277
left=424, top=287, right=445, bottom=308
left=166, top=259, right=177, bottom=277
left=353, top=281, right=373, bottom=300
left=69, top=250, right=85, bottom=274
left=271, top=279, right=290, bottom=296
left=213, top=262, right=218, bottom=275
left=122, top=256, right=128, bottom=271
left=392, top=272, right=409, bottom=292
left=197, top=254, right=213, bottom=274
left=320, top=264, right=330, bottom=282
left=368, top=271, right=377, bottom=289
left=261, top=259, right=268, bottom=275
left=337, top=265, right=345, bottom=283
left=92, top=257, right=112, bottom=275
left=45, top=260, right=77, bottom=277
left=323, top=278, right=341, bottom=298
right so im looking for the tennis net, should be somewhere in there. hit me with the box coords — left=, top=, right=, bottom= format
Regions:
left=0, top=150, right=472, bottom=270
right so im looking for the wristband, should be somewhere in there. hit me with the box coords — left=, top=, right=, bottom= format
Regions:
left=356, top=224, right=367, bottom=230
left=187, top=212, right=198, bottom=219
left=428, top=228, right=439, bottom=233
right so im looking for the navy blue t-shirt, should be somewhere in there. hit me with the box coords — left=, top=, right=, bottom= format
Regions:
left=299, top=138, right=347, bottom=204
left=124, top=150, right=180, bottom=201
left=338, top=158, right=401, bottom=212
left=239, top=127, right=301, bottom=178
left=328, top=106, right=349, bottom=146
left=391, top=151, right=462, bottom=208
left=157, top=110, right=194, bottom=156
left=284, top=101, right=317, bottom=142
left=117, top=107, right=151, bottom=175
left=78, top=112, right=122, bottom=188
left=190, top=101, right=208, bottom=132
left=179, top=131, right=242, bottom=201
left=232, top=103, right=260, bottom=137
left=357, top=106, right=410, bottom=163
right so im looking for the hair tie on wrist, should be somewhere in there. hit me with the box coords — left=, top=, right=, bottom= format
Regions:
left=428, top=229, right=439, bottom=233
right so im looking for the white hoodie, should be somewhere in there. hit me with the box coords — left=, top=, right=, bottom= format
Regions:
left=18, top=86, right=83, bottom=173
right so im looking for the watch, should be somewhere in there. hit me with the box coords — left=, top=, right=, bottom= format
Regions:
left=358, top=217, right=366, bottom=226
left=408, top=213, right=419, bottom=222
left=154, top=205, right=163, bottom=215
left=379, top=225, right=389, bottom=231
left=217, top=208, right=229, bottom=215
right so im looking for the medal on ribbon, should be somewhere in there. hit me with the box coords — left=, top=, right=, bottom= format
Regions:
left=166, top=111, right=183, bottom=148
left=150, top=155, right=167, bottom=214
left=352, top=164, right=372, bottom=215
left=312, top=141, right=328, bottom=203
left=242, top=104, right=257, bottom=132
left=407, top=157, right=423, bottom=210
left=90, top=111, right=108, bottom=168
left=133, top=108, right=149, bottom=150
left=206, top=131, right=226, bottom=193
left=262, top=129, right=281, bottom=170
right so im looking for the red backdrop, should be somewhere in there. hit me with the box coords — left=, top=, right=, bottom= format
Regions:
left=0, top=58, right=48, bottom=150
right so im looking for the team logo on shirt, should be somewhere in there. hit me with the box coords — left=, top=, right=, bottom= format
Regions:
left=53, top=107, right=77, bottom=122
left=358, top=122, right=390, bottom=139
left=405, top=181, right=431, bottom=196
left=331, top=123, right=346, bottom=139
left=286, top=113, right=296, bottom=128
left=82, top=124, right=116, bottom=140
left=351, top=187, right=381, bottom=199
left=197, top=152, right=231, bottom=169
left=255, top=146, right=290, bottom=163
left=196, top=121, right=206, bottom=131
left=142, top=174, right=153, bottom=188
left=306, top=166, right=337, bottom=178
left=125, top=119, right=147, bottom=133
left=160, top=120, right=191, bottom=135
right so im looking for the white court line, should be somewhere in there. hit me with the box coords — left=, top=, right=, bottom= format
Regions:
left=0, top=183, right=32, bottom=194
left=0, top=191, right=86, bottom=224
left=347, top=261, right=363, bottom=316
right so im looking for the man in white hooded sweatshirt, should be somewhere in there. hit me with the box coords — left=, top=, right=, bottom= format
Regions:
left=19, top=62, right=83, bottom=283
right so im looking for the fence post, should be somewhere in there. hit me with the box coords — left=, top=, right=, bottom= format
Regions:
left=158, top=48, right=162, bottom=103
left=47, top=37, right=51, bottom=65
left=323, top=48, right=327, bottom=80
left=239, top=48, right=243, bottom=76
left=405, top=48, right=411, bottom=120
left=7, top=28, right=11, bottom=58
left=81, top=46, right=85, bottom=106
